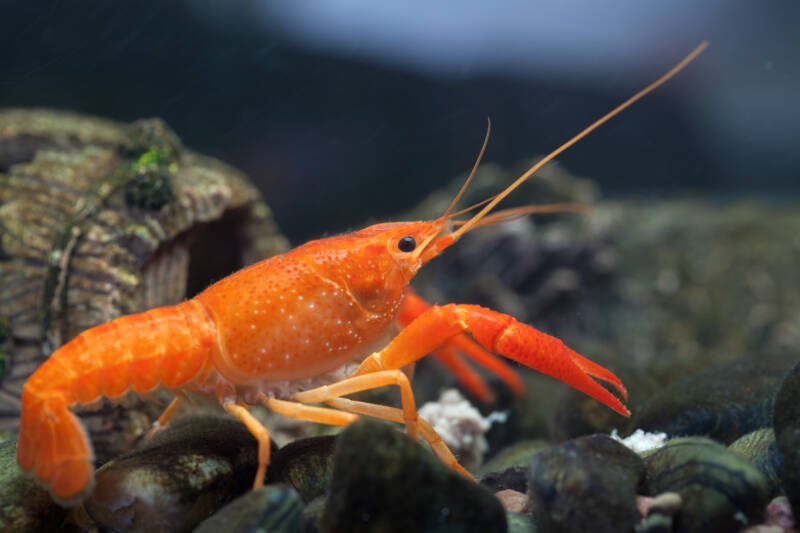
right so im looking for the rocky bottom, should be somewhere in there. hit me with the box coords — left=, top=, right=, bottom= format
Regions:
left=1, top=359, right=799, bottom=533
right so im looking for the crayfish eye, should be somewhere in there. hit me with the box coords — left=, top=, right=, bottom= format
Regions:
left=397, top=236, right=417, bottom=252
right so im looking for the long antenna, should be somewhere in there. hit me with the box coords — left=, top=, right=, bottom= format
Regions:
left=442, top=118, right=492, bottom=220
left=450, top=41, right=709, bottom=241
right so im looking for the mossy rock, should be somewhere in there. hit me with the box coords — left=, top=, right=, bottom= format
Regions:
left=0, top=109, right=289, bottom=460
left=643, top=437, right=770, bottom=533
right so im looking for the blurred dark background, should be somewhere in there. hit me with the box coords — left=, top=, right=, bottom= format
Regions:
left=1, top=0, right=798, bottom=242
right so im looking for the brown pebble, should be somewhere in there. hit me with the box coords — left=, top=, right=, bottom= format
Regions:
left=495, top=489, right=530, bottom=514
left=765, top=496, right=795, bottom=531
left=636, top=495, right=653, bottom=518
left=637, top=492, right=682, bottom=518
left=649, top=492, right=682, bottom=516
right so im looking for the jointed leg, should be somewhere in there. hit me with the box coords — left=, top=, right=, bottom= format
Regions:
left=146, top=396, right=183, bottom=440
left=292, top=370, right=419, bottom=439
left=259, top=394, right=358, bottom=426
left=223, top=401, right=271, bottom=489
left=326, top=397, right=474, bottom=480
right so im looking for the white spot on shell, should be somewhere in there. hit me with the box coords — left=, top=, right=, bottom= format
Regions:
left=260, top=348, right=266, bottom=354
left=298, top=295, right=303, bottom=301
left=284, top=353, right=291, bottom=360
left=309, top=303, right=315, bottom=309
left=250, top=324, right=256, bottom=329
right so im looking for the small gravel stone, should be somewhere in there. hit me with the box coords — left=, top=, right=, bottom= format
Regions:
left=495, top=489, right=530, bottom=514
left=764, top=496, right=795, bottom=530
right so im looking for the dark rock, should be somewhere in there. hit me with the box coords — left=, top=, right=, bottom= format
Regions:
left=481, top=466, right=529, bottom=494
left=479, top=439, right=551, bottom=478
left=773, top=360, right=800, bottom=520
left=527, top=434, right=643, bottom=533
left=84, top=415, right=262, bottom=533
left=193, top=484, right=304, bottom=533
left=634, top=359, right=789, bottom=444
left=646, top=492, right=683, bottom=517
left=636, top=513, right=673, bottom=533
left=265, top=436, right=337, bottom=504
left=643, top=437, right=770, bottom=533
left=302, top=496, right=326, bottom=533
left=728, top=428, right=782, bottom=497
left=322, top=419, right=506, bottom=533
left=506, top=511, right=538, bottom=533
left=0, top=438, right=67, bottom=532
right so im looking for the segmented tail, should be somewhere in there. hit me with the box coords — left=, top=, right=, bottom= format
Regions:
left=16, top=299, right=216, bottom=505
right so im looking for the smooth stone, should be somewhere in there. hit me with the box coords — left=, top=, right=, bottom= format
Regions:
left=0, top=438, right=67, bottom=532
left=643, top=437, right=770, bottom=533
left=479, top=439, right=552, bottom=478
left=322, top=419, right=506, bottom=533
left=637, top=513, right=673, bottom=533
left=647, top=492, right=683, bottom=517
left=265, top=436, right=336, bottom=503
left=634, top=359, right=789, bottom=445
left=193, top=485, right=304, bottom=533
left=507, top=511, right=538, bottom=533
left=773, top=360, right=800, bottom=519
left=85, top=415, right=261, bottom=533
left=302, top=496, right=326, bottom=533
left=728, top=428, right=782, bottom=497
left=496, top=489, right=530, bottom=514
left=527, top=434, right=644, bottom=533
left=481, top=466, right=528, bottom=494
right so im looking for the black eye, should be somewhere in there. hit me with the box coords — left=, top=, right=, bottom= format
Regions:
left=397, top=236, right=417, bottom=252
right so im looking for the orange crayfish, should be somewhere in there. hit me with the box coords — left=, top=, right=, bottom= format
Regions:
left=17, top=42, right=708, bottom=505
